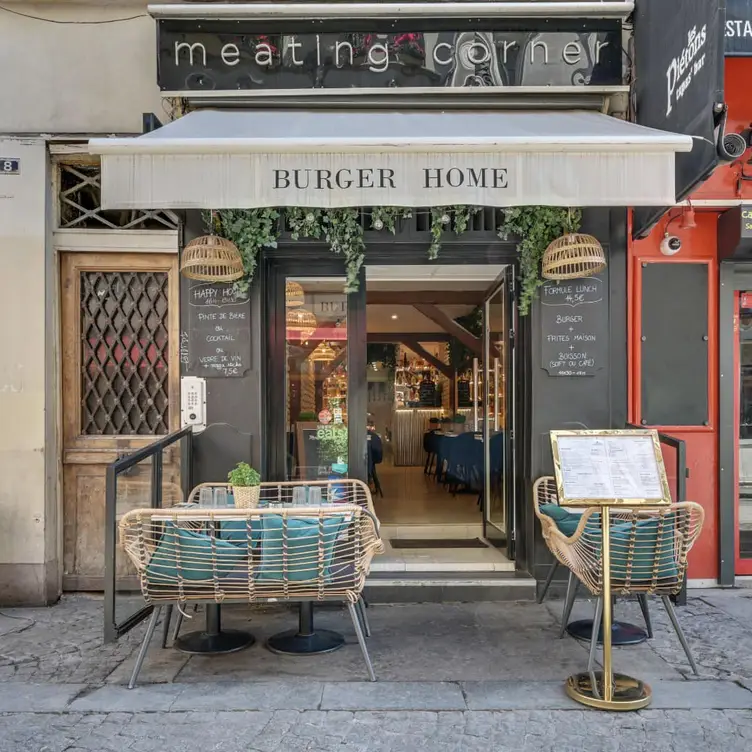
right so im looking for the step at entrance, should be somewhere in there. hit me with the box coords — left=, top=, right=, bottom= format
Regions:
left=364, top=572, right=536, bottom=603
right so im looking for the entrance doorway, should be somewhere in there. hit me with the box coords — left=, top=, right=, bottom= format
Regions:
left=270, top=261, right=517, bottom=573
left=363, top=265, right=516, bottom=570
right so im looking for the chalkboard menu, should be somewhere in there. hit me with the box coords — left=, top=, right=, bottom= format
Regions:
left=186, top=281, right=251, bottom=378
left=418, top=380, right=437, bottom=407
left=540, top=277, right=607, bottom=377
left=457, top=379, right=472, bottom=407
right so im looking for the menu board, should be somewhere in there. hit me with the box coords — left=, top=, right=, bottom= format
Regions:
left=540, top=277, right=607, bottom=377
left=551, top=430, right=670, bottom=506
left=186, top=281, right=251, bottom=378
left=457, top=380, right=472, bottom=407
left=418, top=380, right=437, bottom=407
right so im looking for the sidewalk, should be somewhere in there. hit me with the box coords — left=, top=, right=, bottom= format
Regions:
left=1, top=591, right=751, bottom=751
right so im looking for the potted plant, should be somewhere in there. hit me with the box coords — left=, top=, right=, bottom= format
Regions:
left=227, top=462, right=261, bottom=508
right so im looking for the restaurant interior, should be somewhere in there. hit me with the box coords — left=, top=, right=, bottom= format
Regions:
left=284, top=265, right=513, bottom=572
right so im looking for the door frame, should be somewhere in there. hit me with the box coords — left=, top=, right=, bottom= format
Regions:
left=481, top=266, right=517, bottom=557
left=264, top=258, right=368, bottom=483
left=720, top=262, right=752, bottom=582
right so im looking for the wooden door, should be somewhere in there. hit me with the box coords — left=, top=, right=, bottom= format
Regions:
left=61, top=253, right=181, bottom=591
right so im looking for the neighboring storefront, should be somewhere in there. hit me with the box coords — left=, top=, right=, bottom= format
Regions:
left=0, top=1, right=723, bottom=605
left=632, top=0, right=752, bottom=586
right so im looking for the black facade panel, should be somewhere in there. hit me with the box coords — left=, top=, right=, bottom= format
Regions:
left=640, top=263, right=709, bottom=426
left=527, top=208, right=628, bottom=582
left=181, top=211, right=264, bottom=485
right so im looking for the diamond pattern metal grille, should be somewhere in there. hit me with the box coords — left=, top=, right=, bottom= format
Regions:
left=80, top=272, right=170, bottom=435
left=59, top=163, right=179, bottom=230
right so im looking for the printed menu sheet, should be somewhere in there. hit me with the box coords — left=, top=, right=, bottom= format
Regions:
left=555, top=434, right=665, bottom=502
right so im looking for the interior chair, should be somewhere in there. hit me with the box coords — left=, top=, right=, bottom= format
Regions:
left=541, top=498, right=704, bottom=675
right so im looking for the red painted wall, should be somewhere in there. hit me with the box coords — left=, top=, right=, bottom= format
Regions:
left=630, top=214, right=719, bottom=580
left=628, top=58, right=752, bottom=581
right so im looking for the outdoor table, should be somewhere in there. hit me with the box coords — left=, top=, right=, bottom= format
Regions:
left=168, top=500, right=256, bottom=656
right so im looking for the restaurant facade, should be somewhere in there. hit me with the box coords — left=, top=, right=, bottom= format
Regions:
left=0, top=0, right=728, bottom=606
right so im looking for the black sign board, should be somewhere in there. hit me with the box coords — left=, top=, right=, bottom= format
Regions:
left=540, top=277, right=607, bottom=377
left=457, top=379, right=472, bottom=408
left=632, top=0, right=725, bottom=239
left=418, top=379, right=437, bottom=407
left=187, top=281, right=251, bottom=378
left=743, top=205, right=752, bottom=237
left=157, top=19, right=622, bottom=92
left=727, top=0, right=752, bottom=55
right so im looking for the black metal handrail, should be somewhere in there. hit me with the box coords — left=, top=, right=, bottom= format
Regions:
left=104, top=426, right=193, bottom=642
left=626, top=423, right=689, bottom=605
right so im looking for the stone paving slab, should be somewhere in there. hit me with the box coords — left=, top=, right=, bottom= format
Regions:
left=4, top=679, right=752, bottom=714
left=0, top=683, right=86, bottom=713
left=320, top=682, right=466, bottom=711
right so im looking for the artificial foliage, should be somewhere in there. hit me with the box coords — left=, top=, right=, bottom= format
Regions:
left=203, top=205, right=584, bottom=313
left=498, top=206, right=582, bottom=315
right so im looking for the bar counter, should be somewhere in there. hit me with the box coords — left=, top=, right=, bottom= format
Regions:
left=392, top=408, right=473, bottom=466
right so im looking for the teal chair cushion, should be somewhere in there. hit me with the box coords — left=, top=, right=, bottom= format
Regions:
left=220, top=519, right=262, bottom=547
left=146, top=525, right=247, bottom=583
left=609, top=516, right=678, bottom=583
left=256, top=515, right=346, bottom=582
left=539, top=503, right=582, bottom=538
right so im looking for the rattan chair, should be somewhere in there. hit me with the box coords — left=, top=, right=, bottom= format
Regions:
left=541, top=496, right=704, bottom=675
left=164, top=480, right=376, bottom=644
left=120, top=497, right=383, bottom=687
left=533, top=476, right=654, bottom=639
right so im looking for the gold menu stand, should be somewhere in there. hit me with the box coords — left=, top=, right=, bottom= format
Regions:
left=550, top=429, right=672, bottom=712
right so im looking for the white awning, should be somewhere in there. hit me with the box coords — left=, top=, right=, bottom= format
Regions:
left=89, top=110, right=693, bottom=210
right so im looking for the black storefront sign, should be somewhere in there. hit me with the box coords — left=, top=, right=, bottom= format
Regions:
left=539, top=277, right=607, bottom=378
left=156, top=19, right=622, bottom=92
left=632, top=0, right=725, bottom=239
left=726, top=0, right=752, bottom=55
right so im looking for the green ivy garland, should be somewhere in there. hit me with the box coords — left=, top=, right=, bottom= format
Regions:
left=204, top=205, right=583, bottom=313
left=370, top=207, right=412, bottom=234
left=204, top=209, right=279, bottom=294
left=428, top=206, right=481, bottom=259
left=498, top=207, right=582, bottom=315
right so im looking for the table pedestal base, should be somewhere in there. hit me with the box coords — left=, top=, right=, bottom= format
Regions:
left=567, top=619, right=648, bottom=646
left=566, top=671, right=652, bottom=711
left=174, top=629, right=256, bottom=655
left=267, top=603, right=345, bottom=656
left=173, top=603, right=255, bottom=656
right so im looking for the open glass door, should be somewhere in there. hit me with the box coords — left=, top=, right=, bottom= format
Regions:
left=482, top=268, right=516, bottom=557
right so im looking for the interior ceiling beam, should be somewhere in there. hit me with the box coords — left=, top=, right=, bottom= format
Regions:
left=401, top=338, right=453, bottom=379
left=367, top=290, right=482, bottom=305
left=412, top=304, right=483, bottom=357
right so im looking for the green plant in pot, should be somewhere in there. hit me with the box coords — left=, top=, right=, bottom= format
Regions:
left=227, top=462, right=261, bottom=509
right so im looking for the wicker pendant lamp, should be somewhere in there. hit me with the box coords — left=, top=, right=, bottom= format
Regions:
left=180, top=211, right=244, bottom=282
left=310, top=341, right=337, bottom=362
left=286, top=307, right=317, bottom=340
left=542, top=232, right=606, bottom=281
left=285, top=280, right=305, bottom=307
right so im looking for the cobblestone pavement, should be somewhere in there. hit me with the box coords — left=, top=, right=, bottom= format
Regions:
left=1, top=709, right=752, bottom=752
left=1, top=592, right=752, bottom=750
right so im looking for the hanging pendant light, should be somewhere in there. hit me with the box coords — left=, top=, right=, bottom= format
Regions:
left=541, top=233, right=606, bottom=281
left=180, top=211, right=244, bottom=282
left=286, top=307, right=317, bottom=340
left=310, top=341, right=337, bottom=362
left=285, top=280, right=305, bottom=307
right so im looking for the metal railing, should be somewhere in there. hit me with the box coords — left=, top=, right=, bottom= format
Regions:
left=104, top=426, right=193, bottom=643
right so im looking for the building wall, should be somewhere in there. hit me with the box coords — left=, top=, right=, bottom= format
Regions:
left=0, top=3, right=161, bottom=134
left=0, top=138, right=58, bottom=603
left=0, top=2, right=160, bottom=604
